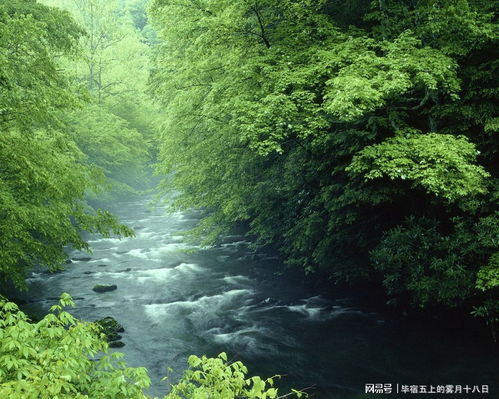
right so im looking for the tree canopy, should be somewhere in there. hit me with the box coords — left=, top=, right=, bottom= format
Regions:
left=0, top=0, right=497, bottom=396
left=148, top=0, right=498, bottom=327
left=0, top=0, right=138, bottom=288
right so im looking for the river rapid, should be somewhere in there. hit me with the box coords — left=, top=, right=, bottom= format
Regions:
left=19, top=196, right=498, bottom=398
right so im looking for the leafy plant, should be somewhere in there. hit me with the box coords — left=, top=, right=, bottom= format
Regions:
left=0, top=295, right=305, bottom=399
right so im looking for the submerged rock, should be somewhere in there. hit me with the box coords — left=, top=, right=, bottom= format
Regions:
left=73, top=256, right=92, bottom=261
left=95, top=316, right=125, bottom=333
left=43, top=268, right=64, bottom=275
left=94, top=316, right=126, bottom=348
left=107, top=332, right=122, bottom=341
left=92, top=284, right=117, bottom=293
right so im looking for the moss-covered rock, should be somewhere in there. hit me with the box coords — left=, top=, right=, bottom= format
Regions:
left=95, top=316, right=125, bottom=333
left=94, top=316, right=126, bottom=347
left=92, top=284, right=117, bottom=293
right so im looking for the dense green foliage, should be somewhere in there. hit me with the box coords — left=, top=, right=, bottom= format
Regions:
left=0, top=2, right=303, bottom=396
left=0, top=0, right=136, bottom=288
left=0, top=0, right=497, bottom=396
left=149, top=0, right=498, bottom=329
left=0, top=295, right=150, bottom=398
left=167, top=353, right=306, bottom=399
left=41, top=0, right=157, bottom=197
left=0, top=0, right=82, bottom=130
left=0, top=295, right=303, bottom=399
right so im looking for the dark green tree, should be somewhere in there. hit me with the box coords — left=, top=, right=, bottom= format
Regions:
left=149, top=0, right=498, bottom=330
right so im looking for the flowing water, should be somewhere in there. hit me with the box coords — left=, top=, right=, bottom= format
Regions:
left=19, top=196, right=498, bottom=398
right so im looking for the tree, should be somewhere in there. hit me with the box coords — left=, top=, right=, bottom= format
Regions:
left=149, top=0, right=498, bottom=327
left=67, top=105, right=150, bottom=198
left=0, top=0, right=83, bottom=131
left=42, top=0, right=150, bottom=102
left=0, top=0, right=133, bottom=288
left=41, top=0, right=159, bottom=195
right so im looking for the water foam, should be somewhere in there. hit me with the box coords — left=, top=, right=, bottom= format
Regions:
left=143, top=289, right=253, bottom=321
left=285, top=298, right=367, bottom=321
left=286, top=304, right=324, bottom=320
left=128, top=249, right=149, bottom=259
left=136, top=267, right=177, bottom=283
left=220, top=240, right=250, bottom=247
left=173, top=263, right=204, bottom=273
left=133, top=263, right=202, bottom=284
left=148, top=243, right=195, bottom=258
left=138, top=231, right=156, bottom=238
left=222, top=275, right=253, bottom=285
left=89, top=258, right=111, bottom=263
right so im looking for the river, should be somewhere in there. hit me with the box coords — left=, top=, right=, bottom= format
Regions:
left=19, top=195, right=498, bottom=398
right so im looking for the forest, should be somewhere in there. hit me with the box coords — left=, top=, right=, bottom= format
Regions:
left=0, top=0, right=497, bottom=398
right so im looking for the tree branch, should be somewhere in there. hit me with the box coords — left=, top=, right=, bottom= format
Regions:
left=251, top=5, right=271, bottom=48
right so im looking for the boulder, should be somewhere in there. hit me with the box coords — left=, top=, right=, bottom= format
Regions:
left=107, top=332, right=122, bottom=341
left=95, top=316, right=125, bottom=333
left=92, top=284, right=117, bottom=293
left=94, top=316, right=126, bottom=348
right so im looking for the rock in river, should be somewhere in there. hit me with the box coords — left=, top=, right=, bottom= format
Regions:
left=92, top=284, right=117, bottom=293
left=95, top=316, right=125, bottom=333
left=94, top=316, right=126, bottom=348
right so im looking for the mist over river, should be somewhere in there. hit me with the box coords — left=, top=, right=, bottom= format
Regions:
left=18, top=195, right=498, bottom=398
